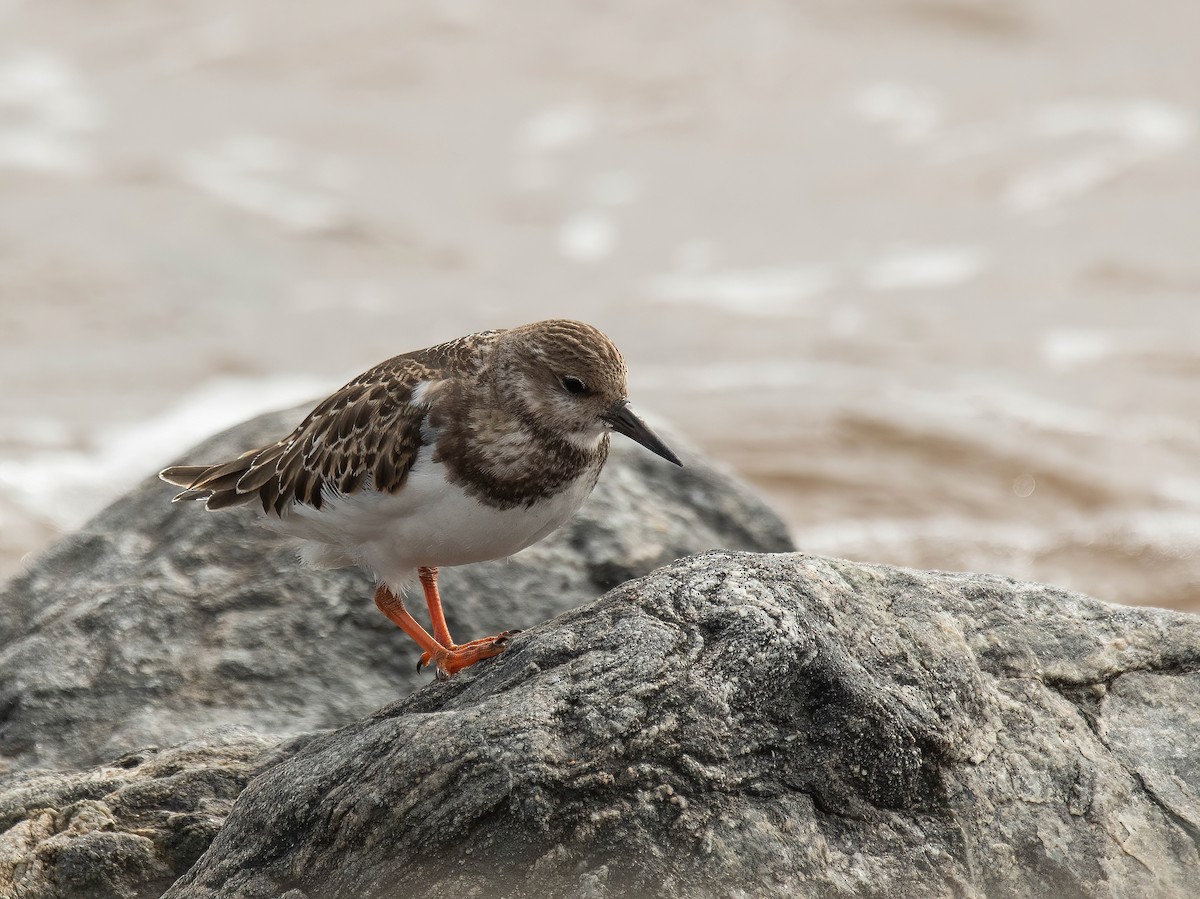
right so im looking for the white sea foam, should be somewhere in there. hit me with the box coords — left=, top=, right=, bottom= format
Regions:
left=1156, top=477, right=1200, bottom=507
left=852, top=82, right=942, bottom=144
left=793, top=516, right=1052, bottom=558
left=857, top=88, right=1194, bottom=214
left=1006, top=148, right=1132, bottom=213
left=0, top=376, right=329, bottom=530
left=828, top=305, right=865, bottom=337
left=633, top=361, right=823, bottom=393
left=0, top=417, right=74, bottom=450
left=888, top=380, right=1200, bottom=445
left=557, top=211, right=616, bottom=263
left=796, top=503, right=1200, bottom=558
left=178, top=136, right=350, bottom=233
left=1005, top=100, right=1194, bottom=213
left=647, top=266, right=835, bottom=315
left=905, top=385, right=1110, bottom=437
left=518, top=102, right=596, bottom=152
left=0, top=51, right=100, bottom=174
left=862, top=246, right=985, bottom=291
left=1040, top=330, right=1118, bottom=370
left=1115, top=511, right=1200, bottom=553
left=1033, top=100, right=1193, bottom=150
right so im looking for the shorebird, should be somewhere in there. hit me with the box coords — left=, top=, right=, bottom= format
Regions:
left=161, top=319, right=681, bottom=679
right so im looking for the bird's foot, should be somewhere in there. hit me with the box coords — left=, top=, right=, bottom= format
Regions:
left=418, top=630, right=521, bottom=680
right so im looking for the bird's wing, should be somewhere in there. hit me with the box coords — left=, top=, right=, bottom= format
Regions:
left=161, top=356, right=440, bottom=514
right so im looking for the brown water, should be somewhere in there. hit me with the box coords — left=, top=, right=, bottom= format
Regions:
left=2, top=0, right=1197, bottom=611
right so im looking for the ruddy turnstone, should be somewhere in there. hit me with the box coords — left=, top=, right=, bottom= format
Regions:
left=160, top=319, right=681, bottom=679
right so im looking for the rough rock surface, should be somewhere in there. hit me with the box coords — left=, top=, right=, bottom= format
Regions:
left=153, top=551, right=1200, bottom=899
left=0, top=730, right=308, bottom=899
left=0, top=406, right=793, bottom=774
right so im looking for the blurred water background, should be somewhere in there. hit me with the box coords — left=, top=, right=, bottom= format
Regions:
left=1, top=0, right=1197, bottom=611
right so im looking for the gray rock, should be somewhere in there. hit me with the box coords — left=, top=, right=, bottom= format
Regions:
left=0, top=729, right=309, bottom=899
left=0, top=406, right=793, bottom=774
left=158, top=551, right=1200, bottom=899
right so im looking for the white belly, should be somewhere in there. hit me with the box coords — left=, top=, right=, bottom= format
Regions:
left=264, top=443, right=598, bottom=592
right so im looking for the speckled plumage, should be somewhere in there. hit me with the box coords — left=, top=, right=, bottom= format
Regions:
left=161, top=319, right=681, bottom=678
left=162, top=331, right=498, bottom=514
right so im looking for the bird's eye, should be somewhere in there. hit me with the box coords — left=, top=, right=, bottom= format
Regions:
left=561, top=376, right=587, bottom=395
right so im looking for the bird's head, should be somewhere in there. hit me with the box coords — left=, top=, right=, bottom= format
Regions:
left=493, top=319, right=681, bottom=465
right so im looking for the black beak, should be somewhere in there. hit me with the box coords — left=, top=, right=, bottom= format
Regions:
left=603, top=400, right=682, bottom=466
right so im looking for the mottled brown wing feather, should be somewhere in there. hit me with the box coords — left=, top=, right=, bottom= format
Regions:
left=160, top=329, right=502, bottom=514
left=162, top=357, right=441, bottom=515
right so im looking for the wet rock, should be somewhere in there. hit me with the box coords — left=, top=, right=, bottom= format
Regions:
left=162, top=551, right=1200, bottom=899
left=0, top=406, right=793, bottom=774
left=0, top=730, right=309, bottom=899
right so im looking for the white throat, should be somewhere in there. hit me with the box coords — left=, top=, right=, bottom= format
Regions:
left=563, top=427, right=607, bottom=453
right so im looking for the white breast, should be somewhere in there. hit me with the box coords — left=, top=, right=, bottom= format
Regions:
left=263, top=441, right=599, bottom=592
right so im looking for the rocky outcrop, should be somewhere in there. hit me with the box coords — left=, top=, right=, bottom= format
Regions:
left=0, top=730, right=307, bottom=899
left=4, top=550, right=1199, bottom=897
left=4, top=406, right=1198, bottom=898
left=0, top=406, right=792, bottom=775
left=150, top=551, right=1197, bottom=899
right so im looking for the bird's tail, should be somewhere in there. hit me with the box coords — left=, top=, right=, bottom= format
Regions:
left=160, top=447, right=266, bottom=510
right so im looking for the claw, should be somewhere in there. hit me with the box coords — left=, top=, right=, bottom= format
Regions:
left=417, top=632, right=516, bottom=680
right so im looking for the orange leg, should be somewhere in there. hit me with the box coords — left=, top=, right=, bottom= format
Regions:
left=373, top=585, right=443, bottom=657
left=374, top=574, right=518, bottom=680
left=419, top=566, right=454, bottom=647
